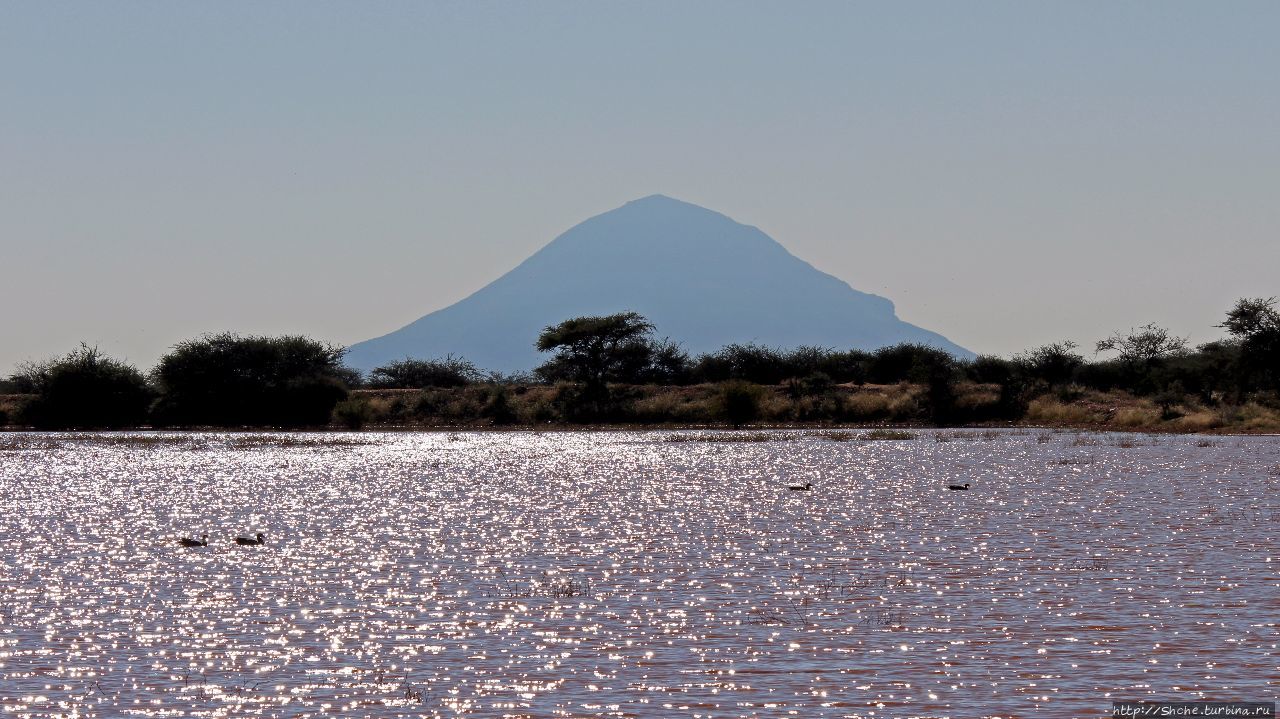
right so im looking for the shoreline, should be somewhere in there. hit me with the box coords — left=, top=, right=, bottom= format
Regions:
left=1, top=421, right=1277, bottom=437
left=5, top=381, right=1279, bottom=435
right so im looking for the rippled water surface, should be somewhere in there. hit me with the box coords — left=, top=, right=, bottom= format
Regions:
left=1, top=429, right=1277, bottom=718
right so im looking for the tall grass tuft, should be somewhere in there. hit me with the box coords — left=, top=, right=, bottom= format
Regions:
left=861, top=429, right=916, bottom=441
left=333, top=398, right=373, bottom=430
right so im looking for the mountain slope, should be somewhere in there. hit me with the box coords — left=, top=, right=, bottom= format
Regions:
left=346, top=195, right=972, bottom=371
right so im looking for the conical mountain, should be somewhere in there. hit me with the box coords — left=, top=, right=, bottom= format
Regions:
left=346, top=195, right=972, bottom=372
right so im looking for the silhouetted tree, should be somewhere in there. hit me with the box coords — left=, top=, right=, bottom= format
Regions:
left=641, top=339, right=692, bottom=385
left=1220, top=297, right=1280, bottom=393
left=17, top=344, right=152, bottom=429
left=151, top=333, right=348, bottom=427
left=691, top=343, right=782, bottom=384
left=1094, top=324, right=1187, bottom=392
left=483, top=385, right=517, bottom=425
left=1095, top=324, right=1188, bottom=368
left=535, top=313, right=655, bottom=383
left=815, top=349, right=871, bottom=384
left=1015, top=341, right=1083, bottom=388
left=867, top=344, right=955, bottom=385
left=966, top=355, right=1016, bottom=385
left=367, top=356, right=482, bottom=388
left=535, top=312, right=656, bottom=419
left=716, top=380, right=763, bottom=428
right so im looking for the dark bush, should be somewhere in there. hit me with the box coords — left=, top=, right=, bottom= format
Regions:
left=691, top=343, right=861, bottom=385
left=1015, top=341, right=1083, bottom=388
left=332, top=398, right=373, bottom=430
left=867, top=344, right=956, bottom=385
left=483, top=385, right=517, bottom=425
left=923, top=367, right=960, bottom=426
left=1153, top=381, right=1186, bottom=420
left=816, top=349, right=870, bottom=384
left=691, top=343, right=788, bottom=384
left=1164, top=341, right=1241, bottom=403
left=1073, top=359, right=1126, bottom=392
left=1, top=372, right=38, bottom=394
left=333, top=365, right=365, bottom=389
left=640, top=339, right=693, bottom=385
left=367, top=356, right=482, bottom=389
left=966, top=355, right=1016, bottom=386
left=715, top=380, right=763, bottom=428
left=1221, top=297, right=1280, bottom=394
left=151, top=333, right=348, bottom=427
left=16, top=344, right=152, bottom=429
left=784, top=372, right=834, bottom=400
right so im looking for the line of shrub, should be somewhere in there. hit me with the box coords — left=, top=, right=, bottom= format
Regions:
left=2, top=297, right=1277, bottom=431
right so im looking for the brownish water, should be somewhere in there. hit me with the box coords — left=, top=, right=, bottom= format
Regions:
left=1, top=430, right=1276, bottom=718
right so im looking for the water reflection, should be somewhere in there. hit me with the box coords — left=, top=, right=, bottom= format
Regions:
left=0, top=430, right=1276, bottom=717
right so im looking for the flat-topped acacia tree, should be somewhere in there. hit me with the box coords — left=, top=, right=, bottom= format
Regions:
left=534, top=312, right=656, bottom=387
left=534, top=312, right=655, bottom=420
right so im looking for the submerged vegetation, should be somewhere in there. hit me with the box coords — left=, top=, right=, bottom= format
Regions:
left=2, top=298, right=1279, bottom=432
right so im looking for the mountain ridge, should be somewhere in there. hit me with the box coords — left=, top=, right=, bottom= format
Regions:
left=346, top=195, right=972, bottom=371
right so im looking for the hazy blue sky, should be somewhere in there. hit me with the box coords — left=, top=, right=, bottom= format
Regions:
left=2, top=2, right=1277, bottom=373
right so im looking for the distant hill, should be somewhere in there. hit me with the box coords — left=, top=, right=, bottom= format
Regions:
left=346, top=195, right=973, bottom=372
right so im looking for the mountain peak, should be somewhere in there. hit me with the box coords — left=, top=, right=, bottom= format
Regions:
left=598, top=194, right=735, bottom=226
left=625, top=193, right=694, bottom=206
left=346, top=198, right=972, bottom=371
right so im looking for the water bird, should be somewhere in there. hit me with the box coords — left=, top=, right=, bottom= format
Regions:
left=178, top=534, right=208, bottom=548
left=234, top=532, right=265, bottom=546
left=947, top=483, right=971, bottom=491
left=788, top=482, right=812, bottom=491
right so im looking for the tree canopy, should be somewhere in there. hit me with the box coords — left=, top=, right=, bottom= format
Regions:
left=1220, top=297, right=1280, bottom=392
left=16, top=344, right=152, bottom=429
left=151, top=333, right=349, bottom=427
left=534, top=312, right=656, bottom=387
left=1095, top=324, right=1188, bottom=369
left=367, top=356, right=482, bottom=388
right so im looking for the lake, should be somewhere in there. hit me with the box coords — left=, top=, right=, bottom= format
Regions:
left=1, top=429, right=1277, bottom=717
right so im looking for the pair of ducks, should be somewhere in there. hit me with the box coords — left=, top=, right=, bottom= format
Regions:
left=178, top=532, right=265, bottom=548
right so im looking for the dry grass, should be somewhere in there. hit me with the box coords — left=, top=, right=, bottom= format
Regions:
left=955, top=383, right=1000, bottom=410
left=79, top=434, right=196, bottom=447
left=0, top=434, right=201, bottom=450
left=759, top=394, right=795, bottom=422
left=632, top=390, right=713, bottom=424
left=843, top=392, right=891, bottom=420
left=1111, top=407, right=1161, bottom=428
left=1026, top=398, right=1098, bottom=425
left=1172, top=410, right=1222, bottom=433
left=885, top=388, right=922, bottom=419
left=860, top=429, right=916, bottom=441
left=224, top=435, right=374, bottom=449
left=663, top=432, right=794, bottom=443
left=0, top=433, right=375, bottom=451
left=1237, top=403, right=1280, bottom=432
left=0, top=435, right=63, bottom=451
left=806, top=430, right=857, bottom=442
